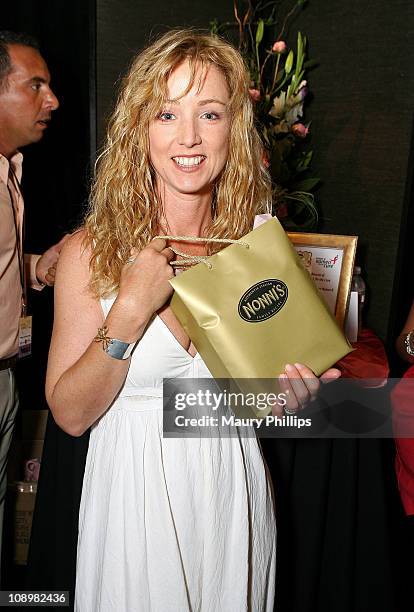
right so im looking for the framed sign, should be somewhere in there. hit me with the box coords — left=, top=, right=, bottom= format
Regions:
left=287, top=232, right=358, bottom=329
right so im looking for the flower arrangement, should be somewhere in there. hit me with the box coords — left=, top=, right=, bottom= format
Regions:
left=211, top=0, right=319, bottom=229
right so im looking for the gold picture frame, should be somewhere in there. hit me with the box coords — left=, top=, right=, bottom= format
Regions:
left=287, top=232, right=358, bottom=329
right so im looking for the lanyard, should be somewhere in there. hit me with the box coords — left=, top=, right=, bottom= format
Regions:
left=7, top=166, right=27, bottom=314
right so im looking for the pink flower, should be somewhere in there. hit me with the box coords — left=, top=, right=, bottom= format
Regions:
left=291, top=123, right=309, bottom=138
left=276, top=203, right=289, bottom=219
left=261, top=149, right=270, bottom=168
left=272, top=41, right=287, bottom=54
left=249, top=88, right=261, bottom=102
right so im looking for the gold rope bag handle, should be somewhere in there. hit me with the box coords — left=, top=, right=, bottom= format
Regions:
left=153, top=235, right=249, bottom=269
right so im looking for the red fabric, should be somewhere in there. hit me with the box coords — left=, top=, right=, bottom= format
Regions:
left=336, top=327, right=389, bottom=386
left=391, top=365, right=414, bottom=515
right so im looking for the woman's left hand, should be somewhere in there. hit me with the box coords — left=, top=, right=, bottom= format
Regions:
left=275, top=363, right=341, bottom=416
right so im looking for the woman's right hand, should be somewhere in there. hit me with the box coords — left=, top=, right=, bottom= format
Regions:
left=46, top=234, right=176, bottom=436
left=117, top=238, right=175, bottom=322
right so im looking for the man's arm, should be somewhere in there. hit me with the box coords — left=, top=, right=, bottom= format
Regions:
left=25, top=234, right=70, bottom=288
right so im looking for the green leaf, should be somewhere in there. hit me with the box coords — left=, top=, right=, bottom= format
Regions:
left=292, top=70, right=304, bottom=92
left=209, top=19, right=219, bottom=35
left=293, top=178, right=320, bottom=192
left=297, top=32, right=303, bottom=62
left=293, top=150, right=313, bottom=173
left=305, top=150, right=313, bottom=163
left=296, top=32, right=304, bottom=76
left=256, top=19, right=264, bottom=45
left=285, top=49, right=294, bottom=74
left=303, top=59, right=319, bottom=70
left=283, top=191, right=318, bottom=230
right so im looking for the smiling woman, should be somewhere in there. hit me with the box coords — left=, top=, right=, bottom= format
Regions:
left=85, top=29, right=272, bottom=299
left=32, top=28, right=339, bottom=612
left=37, top=30, right=278, bottom=612
left=148, top=61, right=231, bottom=202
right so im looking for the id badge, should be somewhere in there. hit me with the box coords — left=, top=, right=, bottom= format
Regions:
left=19, top=315, right=32, bottom=358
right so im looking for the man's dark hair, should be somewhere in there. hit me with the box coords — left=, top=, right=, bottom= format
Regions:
left=0, top=31, right=39, bottom=89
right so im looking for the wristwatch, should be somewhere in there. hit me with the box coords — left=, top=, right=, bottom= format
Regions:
left=105, top=338, right=136, bottom=360
left=404, top=330, right=414, bottom=357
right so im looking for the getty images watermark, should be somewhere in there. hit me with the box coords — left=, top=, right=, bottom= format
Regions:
left=163, top=377, right=414, bottom=438
left=173, top=387, right=311, bottom=430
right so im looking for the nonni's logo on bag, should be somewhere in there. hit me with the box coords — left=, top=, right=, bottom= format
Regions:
left=238, top=279, right=288, bottom=322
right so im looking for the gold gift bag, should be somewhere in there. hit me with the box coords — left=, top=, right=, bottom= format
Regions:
left=170, top=217, right=352, bottom=381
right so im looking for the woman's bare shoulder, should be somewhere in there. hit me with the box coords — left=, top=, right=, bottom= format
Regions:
left=59, top=229, right=91, bottom=263
left=55, top=229, right=94, bottom=296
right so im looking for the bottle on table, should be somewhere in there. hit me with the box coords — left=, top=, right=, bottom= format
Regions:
left=351, top=265, right=366, bottom=334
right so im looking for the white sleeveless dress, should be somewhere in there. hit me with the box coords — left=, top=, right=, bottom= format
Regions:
left=75, top=296, right=276, bottom=612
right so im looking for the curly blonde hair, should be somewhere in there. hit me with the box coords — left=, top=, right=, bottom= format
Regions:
left=85, top=29, right=272, bottom=296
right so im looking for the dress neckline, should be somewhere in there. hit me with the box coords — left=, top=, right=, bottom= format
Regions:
left=156, top=315, right=199, bottom=361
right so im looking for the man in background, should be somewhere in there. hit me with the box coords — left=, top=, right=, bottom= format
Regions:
left=0, top=30, right=66, bottom=574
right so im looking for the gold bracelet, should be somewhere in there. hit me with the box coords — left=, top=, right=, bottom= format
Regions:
left=94, top=326, right=135, bottom=360
left=94, top=326, right=113, bottom=351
